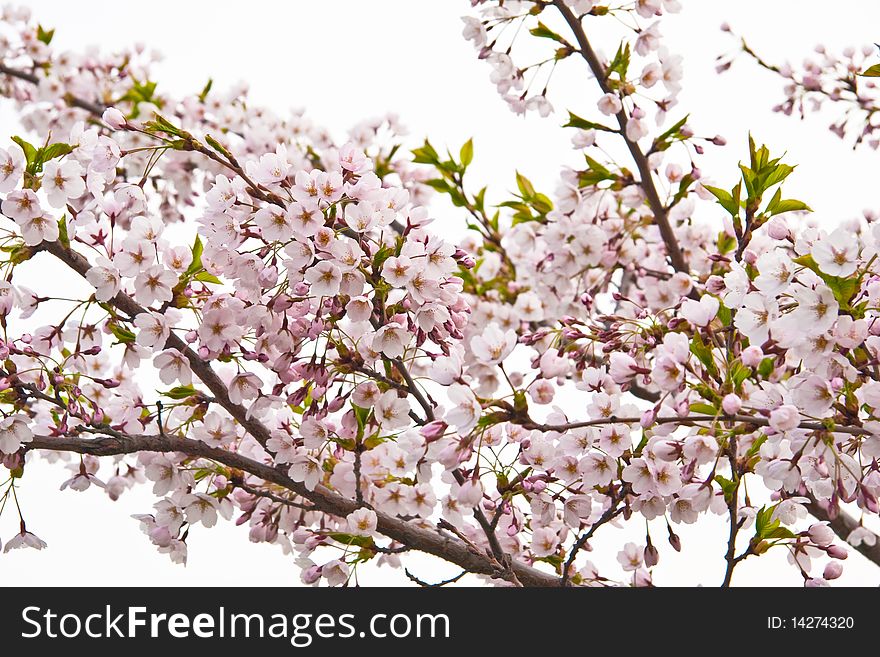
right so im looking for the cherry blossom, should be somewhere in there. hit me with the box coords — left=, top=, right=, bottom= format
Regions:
left=0, top=1, right=874, bottom=591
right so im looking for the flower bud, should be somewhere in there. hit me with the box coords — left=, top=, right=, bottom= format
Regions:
left=823, top=560, right=844, bottom=580
left=722, top=393, right=742, bottom=415
left=102, top=107, right=127, bottom=130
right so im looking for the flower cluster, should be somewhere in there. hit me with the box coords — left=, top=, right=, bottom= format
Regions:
left=0, top=2, right=878, bottom=588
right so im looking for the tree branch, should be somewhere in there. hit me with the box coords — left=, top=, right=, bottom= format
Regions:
left=552, top=0, right=689, bottom=274
left=805, top=495, right=880, bottom=568
left=25, top=431, right=560, bottom=587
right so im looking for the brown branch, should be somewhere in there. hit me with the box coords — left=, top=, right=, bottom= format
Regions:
left=26, top=431, right=560, bottom=586
left=0, top=63, right=105, bottom=116
left=552, top=0, right=689, bottom=275
left=805, top=495, right=880, bottom=568
left=36, top=240, right=276, bottom=451
left=520, top=413, right=870, bottom=436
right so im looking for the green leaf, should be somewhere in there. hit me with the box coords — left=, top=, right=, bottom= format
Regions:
left=411, top=140, right=440, bottom=165
left=186, top=235, right=204, bottom=276
left=652, top=115, right=690, bottom=152
left=57, top=216, right=70, bottom=249
left=326, top=532, right=375, bottom=549
left=529, top=21, right=568, bottom=45
left=860, top=63, right=880, bottom=77
left=459, top=138, right=474, bottom=169
left=198, top=78, right=213, bottom=102
left=515, top=171, right=536, bottom=200
left=194, top=271, right=221, bottom=284
left=689, top=402, right=718, bottom=415
left=704, top=185, right=739, bottom=217
left=564, top=111, right=616, bottom=133
left=578, top=155, right=615, bottom=187
left=690, top=332, right=718, bottom=377
left=36, top=24, right=55, bottom=45
left=714, top=474, right=738, bottom=503
left=108, top=323, right=136, bottom=344
left=607, top=41, right=631, bottom=80
left=41, top=142, right=74, bottom=163
left=766, top=195, right=811, bottom=216
left=11, top=136, right=37, bottom=169
left=757, top=357, right=775, bottom=378
left=161, top=385, right=199, bottom=400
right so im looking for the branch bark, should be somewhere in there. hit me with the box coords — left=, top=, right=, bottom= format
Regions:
left=552, top=0, right=689, bottom=275
left=26, top=431, right=560, bottom=587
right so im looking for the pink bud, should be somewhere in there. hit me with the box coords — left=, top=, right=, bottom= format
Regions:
left=722, top=393, right=742, bottom=415
left=823, top=560, right=843, bottom=580
left=808, top=522, right=835, bottom=547
left=102, top=107, right=127, bottom=130
left=741, top=345, right=764, bottom=368
left=827, top=544, right=848, bottom=559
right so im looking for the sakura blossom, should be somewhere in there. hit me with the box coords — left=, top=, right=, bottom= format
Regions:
left=0, top=1, right=876, bottom=592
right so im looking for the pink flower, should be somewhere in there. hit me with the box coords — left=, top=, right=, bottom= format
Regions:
left=597, top=92, right=622, bottom=115
left=3, top=528, right=47, bottom=553
left=305, top=261, right=342, bottom=297
left=769, top=404, right=801, bottom=433
left=0, top=415, right=32, bottom=454
left=228, top=372, right=262, bottom=405
left=0, top=145, right=25, bottom=192
left=680, top=295, right=719, bottom=327
left=347, top=508, right=378, bottom=537
left=470, top=324, right=517, bottom=365
left=531, top=527, right=559, bottom=557
left=85, top=259, right=121, bottom=301
left=102, top=106, right=127, bottom=130
left=134, top=311, right=171, bottom=349
left=617, top=542, right=644, bottom=571
left=154, top=349, right=192, bottom=385
left=134, top=265, right=177, bottom=307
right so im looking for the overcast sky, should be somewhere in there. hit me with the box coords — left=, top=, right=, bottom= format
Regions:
left=3, top=0, right=880, bottom=586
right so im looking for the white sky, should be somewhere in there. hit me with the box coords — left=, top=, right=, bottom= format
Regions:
left=2, top=0, right=880, bottom=586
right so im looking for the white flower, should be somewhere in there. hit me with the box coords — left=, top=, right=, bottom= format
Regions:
left=85, top=259, right=121, bottom=301
left=382, top=255, right=417, bottom=286
left=228, top=372, right=262, bottom=405
left=305, top=261, right=342, bottom=297
left=0, top=145, right=25, bottom=192
left=289, top=454, right=322, bottom=490
left=0, top=415, right=33, bottom=454
left=321, top=559, right=350, bottom=587
left=680, top=295, right=719, bottom=327
left=617, top=542, right=644, bottom=571
left=134, top=310, right=171, bottom=349
left=531, top=527, right=559, bottom=557
left=597, top=93, right=622, bottom=115
left=42, top=159, right=85, bottom=208
left=790, top=284, right=839, bottom=335
left=133, top=265, right=177, bottom=307
left=793, top=375, right=834, bottom=415
left=769, top=404, right=801, bottom=433
left=470, top=323, right=517, bottom=365
left=445, top=383, right=482, bottom=434
left=812, top=228, right=858, bottom=278
left=375, top=390, right=411, bottom=430
left=733, top=292, right=778, bottom=346
left=754, top=250, right=795, bottom=296
left=346, top=508, right=378, bottom=537
left=3, top=529, right=47, bottom=553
